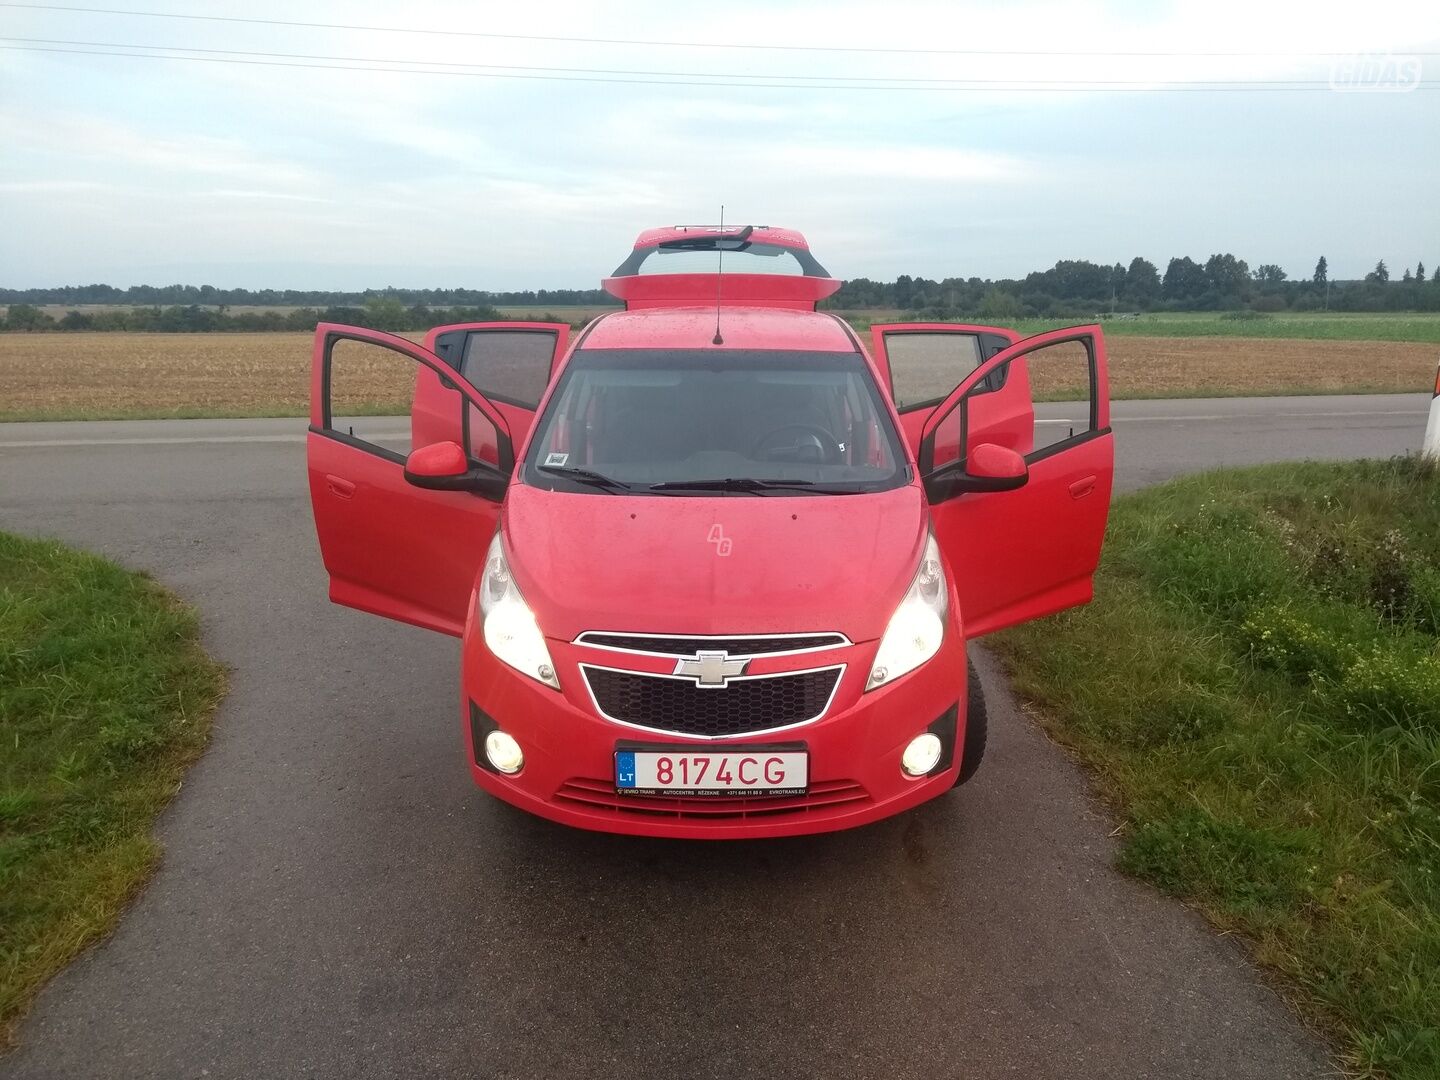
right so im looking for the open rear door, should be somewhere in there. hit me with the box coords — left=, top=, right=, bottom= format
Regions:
left=869, top=323, right=1032, bottom=460
left=309, top=323, right=517, bottom=636
left=412, top=321, right=569, bottom=451
left=918, top=325, right=1113, bottom=638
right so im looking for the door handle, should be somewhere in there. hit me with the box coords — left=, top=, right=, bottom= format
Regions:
left=326, top=475, right=356, bottom=500
left=1068, top=476, right=1096, bottom=499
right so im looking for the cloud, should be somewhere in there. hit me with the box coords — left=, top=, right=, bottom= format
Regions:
left=0, top=0, right=1436, bottom=285
left=0, top=180, right=105, bottom=193
left=771, top=144, right=1028, bottom=183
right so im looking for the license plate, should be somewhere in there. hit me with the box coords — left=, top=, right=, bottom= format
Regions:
left=615, top=748, right=808, bottom=797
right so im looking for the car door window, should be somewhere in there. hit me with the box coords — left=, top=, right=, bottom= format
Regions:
left=325, top=336, right=421, bottom=459
left=464, top=402, right=504, bottom=469
left=450, top=329, right=561, bottom=409
left=927, top=337, right=1097, bottom=474
left=323, top=331, right=505, bottom=469
left=882, top=331, right=983, bottom=410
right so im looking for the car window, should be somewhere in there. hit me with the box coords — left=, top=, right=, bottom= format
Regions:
left=634, top=247, right=809, bottom=277
left=325, top=337, right=418, bottom=458
left=522, top=349, right=907, bottom=495
left=928, top=337, right=1095, bottom=473
left=324, top=334, right=504, bottom=468
left=458, top=330, right=557, bottom=409
left=881, top=331, right=983, bottom=410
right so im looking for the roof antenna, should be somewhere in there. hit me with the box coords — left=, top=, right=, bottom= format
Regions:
left=712, top=204, right=725, bottom=345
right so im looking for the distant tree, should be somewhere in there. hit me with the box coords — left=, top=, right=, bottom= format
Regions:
left=1205, top=253, right=1251, bottom=298
left=1417, top=261, right=1426, bottom=283
left=1163, top=256, right=1208, bottom=302
left=1403, top=268, right=1414, bottom=282
left=1029, top=260, right=1113, bottom=302
left=1313, top=255, right=1328, bottom=285
left=977, top=287, right=1022, bottom=319
left=1254, top=264, right=1288, bottom=284
left=1122, top=257, right=1161, bottom=306
left=3, top=303, right=51, bottom=331
left=362, top=294, right=408, bottom=329
left=1365, top=260, right=1390, bottom=283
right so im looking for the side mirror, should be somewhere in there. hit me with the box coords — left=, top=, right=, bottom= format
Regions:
left=960, top=443, right=1029, bottom=491
left=923, top=442, right=1029, bottom=502
left=403, top=441, right=507, bottom=501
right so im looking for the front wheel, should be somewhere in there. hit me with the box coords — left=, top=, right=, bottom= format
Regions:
left=954, top=658, right=988, bottom=786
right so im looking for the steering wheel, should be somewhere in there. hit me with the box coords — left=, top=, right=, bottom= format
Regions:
left=751, top=424, right=842, bottom=465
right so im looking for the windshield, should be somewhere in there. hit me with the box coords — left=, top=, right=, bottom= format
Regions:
left=522, top=349, right=908, bottom=496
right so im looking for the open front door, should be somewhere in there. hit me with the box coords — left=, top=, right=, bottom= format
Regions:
left=308, top=323, right=517, bottom=636
left=919, top=326, right=1113, bottom=638
left=412, top=321, right=569, bottom=451
left=868, top=323, right=1031, bottom=459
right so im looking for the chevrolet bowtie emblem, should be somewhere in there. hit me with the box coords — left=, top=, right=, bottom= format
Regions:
left=674, top=650, right=749, bottom=687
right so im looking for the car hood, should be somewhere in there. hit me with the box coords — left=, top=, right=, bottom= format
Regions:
left=502, top=483, right=926, bottom=643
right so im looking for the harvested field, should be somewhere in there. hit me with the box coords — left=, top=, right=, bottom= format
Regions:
left=0, top=331, right=1435, bottom=421
left=1095, top=335, right=1437, bottom=398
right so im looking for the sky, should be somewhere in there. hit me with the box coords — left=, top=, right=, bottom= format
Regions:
left=0, top=0, right=1437, bottom=290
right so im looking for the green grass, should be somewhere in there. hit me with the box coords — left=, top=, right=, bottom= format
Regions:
left=837, top=311, right=1440, bottom=343
left=0, top=532, right=225, bottom=1043
left=1048, top=313, right=1440, bottom=343
left=994, top=458, right=1440, bottom=1079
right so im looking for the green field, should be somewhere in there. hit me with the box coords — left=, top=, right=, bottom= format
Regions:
left=996, top=458, right=1440, bottom=1080
left=0, top=533, right=225, bottom=1042
left=474, top=309, right=1440, bottom=343
left=1047, top=312, right=1440, bottom=344
left=834, top=310, right=1440, bottom=344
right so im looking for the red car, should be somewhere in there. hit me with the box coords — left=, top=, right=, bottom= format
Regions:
left=307, top=225, right=1113, bottom=838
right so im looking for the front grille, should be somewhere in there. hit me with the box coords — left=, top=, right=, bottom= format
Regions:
left=576, top=632, right=847, bottom=656
left=555, top=776, right=870, bottom=820
left=581, top=665, right=842, bottom=738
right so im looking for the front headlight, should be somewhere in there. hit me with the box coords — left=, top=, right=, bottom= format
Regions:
left=479, top=533, right=560, bottom=690
left=866, top=531, right=948, bottom=691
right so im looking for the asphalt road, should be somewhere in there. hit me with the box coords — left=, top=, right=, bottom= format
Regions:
left=0, top=393, right=1429, bottom=1080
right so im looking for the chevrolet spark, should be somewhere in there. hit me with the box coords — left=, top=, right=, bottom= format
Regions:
left=307, top=225, right=1113, bottom=838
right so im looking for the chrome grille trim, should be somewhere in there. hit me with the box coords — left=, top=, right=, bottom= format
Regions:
left=573, top=630, right=851, bottom=659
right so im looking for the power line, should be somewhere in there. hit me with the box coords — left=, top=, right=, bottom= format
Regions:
left=7, top=42, right=1438, bottom=92
left=0, top=36, right=1390, bottom=87
left=2, top=1, right=1436, bottom=58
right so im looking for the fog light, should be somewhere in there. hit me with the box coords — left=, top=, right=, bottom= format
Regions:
left=484, top=730, right=524, bottom=774
left=901, top=733, right=943, bottom=777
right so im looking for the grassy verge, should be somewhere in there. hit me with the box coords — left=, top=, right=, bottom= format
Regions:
left=0, top=532, right=225, bottom=1043
left=994, top=458, right=1440, bottom=1079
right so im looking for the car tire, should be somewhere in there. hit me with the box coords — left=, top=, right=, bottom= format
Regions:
left=954, top=658, right=988, bottom=787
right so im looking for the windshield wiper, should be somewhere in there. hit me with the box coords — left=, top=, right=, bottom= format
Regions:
left=647, top=477, right=859, bottom=495
left=536, top=464, right=632, bottom=493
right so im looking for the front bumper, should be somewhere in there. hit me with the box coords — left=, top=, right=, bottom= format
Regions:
left=459, top=624, right=969, bottom=839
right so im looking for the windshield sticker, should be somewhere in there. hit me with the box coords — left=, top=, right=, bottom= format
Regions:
left=544, top=452, right=570, bottom=467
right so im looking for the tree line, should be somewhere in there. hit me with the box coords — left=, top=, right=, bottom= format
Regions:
left=3, top=254, right=1438, bottom=332
left=0, top=299, right=578, bottom=334
left=824, top=256, right=1440, bottom=318
left=0, top=283, right=610, bottom=308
